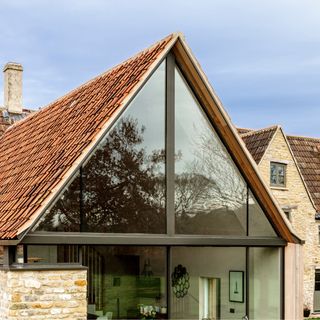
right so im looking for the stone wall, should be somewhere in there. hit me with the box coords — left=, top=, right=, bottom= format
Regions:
left=258, top=128, right=319, bottom=310
left=0, top=268, right=87, bottom=320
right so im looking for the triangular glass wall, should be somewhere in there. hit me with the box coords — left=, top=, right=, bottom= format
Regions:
left=248, top=189, right=277, bottom=236
left=34, top=55, right=280, bottom=237
left=35, top=61, right=166, bottom=233
left=174, top=67, right=247, bottom=235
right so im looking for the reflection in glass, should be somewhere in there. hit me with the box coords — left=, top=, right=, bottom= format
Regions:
left=270, top=162, right=286, bottom=187
left=174, top=67, right=247, bottom=235
left=36, top=172, right=81, bottom=232
left=27, top=245, right=79, bottom=263
left=35, top=61, right=166, bottom=233
left=249, top=247, right=281, bottom=319
left=171, top=247, right=246, bottom=319
left=248, top=189, right=277, bottom=237
left=82, top=246, right=167, bottom=320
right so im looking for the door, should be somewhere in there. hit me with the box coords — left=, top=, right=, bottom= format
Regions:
left=200, top=277, right=220, bottom=320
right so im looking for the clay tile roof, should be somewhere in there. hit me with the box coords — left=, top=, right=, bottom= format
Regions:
left=237, top=127, right=253, bottom=135
left=239, top=125, right=279, bottom=164
left=0, top=108, right=33, bottom=136
left=0, top=33, right=175, bottom=239
left=287, top=135, right=320, bottom=214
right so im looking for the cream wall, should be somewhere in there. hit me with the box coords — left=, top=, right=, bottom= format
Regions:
left=0, top=269, right=87, bottom=320
left=257, top=128, right=319, bottom=311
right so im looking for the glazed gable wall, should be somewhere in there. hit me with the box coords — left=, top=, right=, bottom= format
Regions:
left=257, top=128, right=319, bottom=310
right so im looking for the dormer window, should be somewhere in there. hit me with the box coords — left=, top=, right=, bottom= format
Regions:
left=270, top=162, right=286, bottom=187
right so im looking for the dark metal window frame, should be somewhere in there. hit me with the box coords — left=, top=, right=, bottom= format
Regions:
left=19, top=243, right=284, bottom=320
left=270, top=162, right=287, bottom=188
left=1, top=51, right=286, bottom=319
left=22, top=52, right=283, bottom=246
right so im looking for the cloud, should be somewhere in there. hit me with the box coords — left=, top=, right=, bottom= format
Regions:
left=0, top=0, right=320, bottom=136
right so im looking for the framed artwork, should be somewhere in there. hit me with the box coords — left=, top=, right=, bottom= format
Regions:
left=229, top=271, right=244, bottom=303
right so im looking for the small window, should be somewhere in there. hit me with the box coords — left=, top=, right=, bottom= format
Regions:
left=283, top=210, right=291, bottom=222
left=270, top=162, right=286, bottom=187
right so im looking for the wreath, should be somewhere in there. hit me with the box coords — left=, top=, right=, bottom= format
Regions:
left=171, top=264, right=190, bottom=298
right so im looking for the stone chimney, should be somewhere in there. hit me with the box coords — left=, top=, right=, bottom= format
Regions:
left=3, top=62, right=23, bottom=114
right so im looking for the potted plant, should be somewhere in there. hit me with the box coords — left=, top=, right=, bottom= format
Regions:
left=138, top=305, right=157, bottom=320
left=303, top=304, right=311, bottom=318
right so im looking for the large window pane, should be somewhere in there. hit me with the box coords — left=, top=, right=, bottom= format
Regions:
left=35, top=61, right=166, bottom=233
left=248, top=189, right=277, bottom=237
left=83, top=246, right=167, bottom=320
left=35, top=172, right=81, bottom=232
left=27, top=245, right=79, bottom=263
left=175, top=67, right=247, bottom=235
left=82, top=61, right=166, bottom=233
left=171, top=247, right=246, bottom=319
left=249, top=247, right=281, bottom=319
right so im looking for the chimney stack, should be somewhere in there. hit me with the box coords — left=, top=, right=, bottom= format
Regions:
left=3, top=62, right=23, bottom=114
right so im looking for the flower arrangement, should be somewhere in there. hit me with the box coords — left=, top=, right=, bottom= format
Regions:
left=138, top=305, right=157, bottom=320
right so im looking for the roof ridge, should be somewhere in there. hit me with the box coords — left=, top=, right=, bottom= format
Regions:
left=287, top=134, right=320, bottom=142
left=3, top=33, right=177, bottom=135
left=240, top=125, right=279, bottom=137
left=237, top=126, right=254, bottom=131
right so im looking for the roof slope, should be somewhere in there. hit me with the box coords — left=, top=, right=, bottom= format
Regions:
left=239, top=126, right=278, bottom=163
left=0, top=34, right=175, bottom=239
left=287, top=135, right=320, bottom=213
left=0, top=109, right=33, bottom=136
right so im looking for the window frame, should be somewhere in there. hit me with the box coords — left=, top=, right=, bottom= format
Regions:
left=24, top=54, right=282, bottom=243
left=270, top=162, right=287, bottom=188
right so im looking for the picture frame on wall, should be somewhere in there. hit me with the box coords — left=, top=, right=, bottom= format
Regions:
left=229, top=271, right=244, bottom=303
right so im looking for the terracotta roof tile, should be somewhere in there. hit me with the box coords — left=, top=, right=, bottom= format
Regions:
left=287, top=135, right=320, bottom=213
left=0, top=109, right=33, bottom=136
left=0, top=34, right=175, bottom=239
left=239, top=126, right=279, bottom=163
left=237, top=127, right=253, bottom=135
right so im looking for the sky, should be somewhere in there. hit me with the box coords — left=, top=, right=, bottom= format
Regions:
left=1, top=0, right=320, bottom=137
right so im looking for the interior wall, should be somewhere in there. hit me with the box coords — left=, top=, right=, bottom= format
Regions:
left=171, top=247, right=246, bottom=320
left=249, top=247, right=281, bottom=320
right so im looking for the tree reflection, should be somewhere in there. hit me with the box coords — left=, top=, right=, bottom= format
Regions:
left=37, top=116, right=247, bottom=236
left=37, top=116, right=166, bottom=233
left=175, top=122, right=247, bottom=235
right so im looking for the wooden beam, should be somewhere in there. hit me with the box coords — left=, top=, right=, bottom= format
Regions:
left=172, top=39, right=295, bottom=243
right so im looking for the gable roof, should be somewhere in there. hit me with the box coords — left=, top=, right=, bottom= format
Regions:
left=238, top=125, right=320, bottom=215
left=0, top=34, right=175, bottom=239
left=239, top=125, right=279, bottom=163
left=287, top=135, right=320, bottom=214
left=0, top=33, right=297, bottom=242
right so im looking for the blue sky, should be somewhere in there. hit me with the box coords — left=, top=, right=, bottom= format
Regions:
left=1, top=0, right=320, bottom=137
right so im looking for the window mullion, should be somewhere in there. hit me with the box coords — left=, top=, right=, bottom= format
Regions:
left=166, top=53, right=175, bottom=236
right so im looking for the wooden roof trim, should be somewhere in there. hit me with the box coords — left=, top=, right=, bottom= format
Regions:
left=172, top=37, right=298, bottom=243
left=16, top=34, right=180, bottom=239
